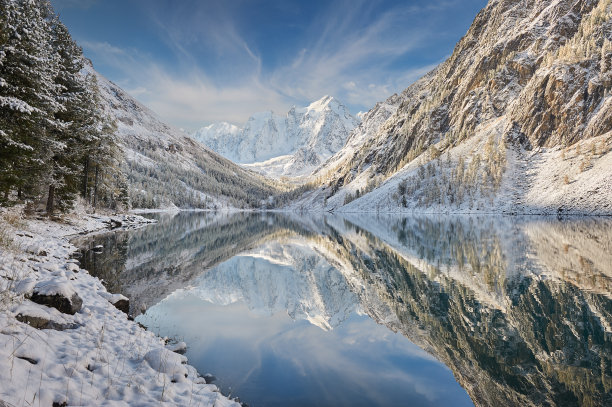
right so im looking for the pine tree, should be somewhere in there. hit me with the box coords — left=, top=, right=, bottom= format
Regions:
left=0, top=0, right=60, bottom=204
left=1, top=0, right=128, bottom=213
left=46, top=18, right=89, bottom=213
left=81, top=77, right=123, bottom=211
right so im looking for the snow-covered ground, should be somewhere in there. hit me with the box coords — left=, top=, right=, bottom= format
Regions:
left=0, top=207, right=239, bottom=407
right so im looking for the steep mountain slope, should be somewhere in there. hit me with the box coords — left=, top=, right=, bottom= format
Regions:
left=192, top=96, right=359, bottom=178
left=91, top=66, right=285, bottom=209
left=191, top=122, right=242, bottom=158
left=299, top=0, right=612, bottom=214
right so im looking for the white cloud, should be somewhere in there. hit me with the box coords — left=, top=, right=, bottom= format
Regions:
left=82, top=40, right=286, bottom=129
left=141, top=71, right=289, bottom=129
left=82, top=0, right=450, bottom=130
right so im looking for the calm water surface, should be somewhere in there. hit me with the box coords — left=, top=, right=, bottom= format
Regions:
left=75, top=212, right=612, bottom=407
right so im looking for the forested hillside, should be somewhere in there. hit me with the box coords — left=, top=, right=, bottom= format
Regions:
left=92, top=67, right=288, bottom=210
left=0, top=0, right=289, bottom=212
left=0, top=0, right=126, bottom=213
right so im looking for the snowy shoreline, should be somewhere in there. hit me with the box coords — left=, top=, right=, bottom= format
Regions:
left=131, top=205, right=612, bottom=217
left=0, top=209, right=239, bottom=407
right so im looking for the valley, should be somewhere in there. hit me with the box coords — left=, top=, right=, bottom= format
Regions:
left=1, top=0, right=611, bottom=406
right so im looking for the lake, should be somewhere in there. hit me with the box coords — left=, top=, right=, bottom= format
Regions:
left=74, top=212, right=612, bottom=407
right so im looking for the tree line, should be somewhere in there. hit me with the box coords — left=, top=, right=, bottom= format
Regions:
left=0, top=0, right=127, bottom=214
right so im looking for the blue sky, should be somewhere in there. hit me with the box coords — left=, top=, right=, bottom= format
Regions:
left=51, top=0, right=488, bottom=131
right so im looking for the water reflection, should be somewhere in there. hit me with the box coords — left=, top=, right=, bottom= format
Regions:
left=76, top=212, right=612, bottom=407
left=74, top=212, right=309, bottom=315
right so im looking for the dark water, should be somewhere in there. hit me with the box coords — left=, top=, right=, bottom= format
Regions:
left=74, top=212, right=612, bottom=407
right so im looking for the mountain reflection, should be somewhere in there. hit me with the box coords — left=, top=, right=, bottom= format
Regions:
left=76, top=212, right=612, bottom=407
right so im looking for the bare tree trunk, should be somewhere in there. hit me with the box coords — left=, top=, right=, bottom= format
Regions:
left=46, top=185, right=55, bottom=215
left=93, top=165, right=99, bottom=213
left=82, top=155, right=89, bottom=202
left=17, top=187, right=22, bottom=200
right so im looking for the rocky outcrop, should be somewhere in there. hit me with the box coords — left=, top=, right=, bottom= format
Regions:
left=30, top=281, right=82, bottom=315
left=15, top=313, right=77, bottom=331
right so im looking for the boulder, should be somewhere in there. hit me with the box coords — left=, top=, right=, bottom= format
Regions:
left=112, top=297, right=130, bottom=314
left=30, top=280, right=82, bottom=315
left=144, top=348, right=188, bottom=377
left=15, top=313, right=77, bottom=331
left=14, top=301, right=78, bottom=330
left=167, top=341, right=187, bottom=355
left=98, top=291, right=130, bottom=314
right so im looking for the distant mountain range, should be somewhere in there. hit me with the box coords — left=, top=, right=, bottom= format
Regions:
left=191, top=96, right=359, bottom=178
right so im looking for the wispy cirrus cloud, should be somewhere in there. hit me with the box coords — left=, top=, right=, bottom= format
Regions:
left=82, top=40, right=287, bottom=130
left=267, top=0, right=437, bottom=106
left=76, top=0, right=486, bottom=130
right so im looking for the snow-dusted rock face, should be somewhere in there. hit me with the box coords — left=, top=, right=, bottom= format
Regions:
left=192, top=96, right=359, bottom=178
left=302, top=0, right=612, bottom=214
left=191, top=122, right=242, bottom=159
left=311, top=71, right=437, bottom=182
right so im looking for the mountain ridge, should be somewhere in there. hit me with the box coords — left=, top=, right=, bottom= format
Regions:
left=192, top=95, right=359, bottom=178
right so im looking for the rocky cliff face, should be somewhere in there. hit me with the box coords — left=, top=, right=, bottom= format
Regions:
left=307, top=0, right=612, bottom=214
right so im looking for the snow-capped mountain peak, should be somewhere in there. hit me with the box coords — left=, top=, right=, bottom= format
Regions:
left=190, top=95, right=360, bottom=178
left=201, top=121, right=241, bottom=135
left=303, top=95, right=334, bottom=112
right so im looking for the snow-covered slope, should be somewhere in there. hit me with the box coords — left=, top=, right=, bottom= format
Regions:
left=0, top=209, right=239, bottom=407
left=191, top=122, right=242, bottom=158
left=295, top=0, right=612, bottom=215
left=89, top=65, right=283, bottom=209
left=192, top=96, right=359, bottom=178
